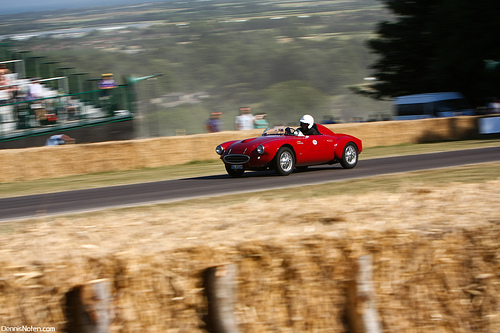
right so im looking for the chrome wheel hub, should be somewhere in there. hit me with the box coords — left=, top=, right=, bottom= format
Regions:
left=280, top=151, right=293, bottom=172
left=345, top=145, right=357, bottom=165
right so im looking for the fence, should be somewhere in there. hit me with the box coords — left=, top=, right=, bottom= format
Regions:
left=0, top=43, right=146, bottom=144
left=0, top=84, right=133, bottom=139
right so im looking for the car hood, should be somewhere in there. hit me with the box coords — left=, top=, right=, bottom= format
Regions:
left=227, top=136, right=282, bottom=154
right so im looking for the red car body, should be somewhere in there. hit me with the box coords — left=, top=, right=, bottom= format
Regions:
left=216, top=124, right=362, bottom=177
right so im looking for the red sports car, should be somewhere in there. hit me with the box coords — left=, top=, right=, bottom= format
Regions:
left=216, top=124, right=362, bottom=177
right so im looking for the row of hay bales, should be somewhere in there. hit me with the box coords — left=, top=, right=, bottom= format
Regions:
left=0, top=116, right=479, bottom=182
left=2, top=226, right=500, bottom=332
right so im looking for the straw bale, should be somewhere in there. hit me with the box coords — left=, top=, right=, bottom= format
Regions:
left=0, top=180, right=499, bottom=331
left=0, top=117, right=480, bottom=182
left=235, top=239, right=348, bottom=332
left=74, top=141, right=143, bottom=173
left=325, top=116, right=478, bottom=148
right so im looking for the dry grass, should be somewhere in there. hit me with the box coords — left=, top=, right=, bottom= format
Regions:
left=0, top=163, right=499, bottom=331
left=2, top=164, right=499, bottom=260
left=0, top=144, right=499, bottom=332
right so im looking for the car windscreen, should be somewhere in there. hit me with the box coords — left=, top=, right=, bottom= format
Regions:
left=262, top=127, right=289, bottom=136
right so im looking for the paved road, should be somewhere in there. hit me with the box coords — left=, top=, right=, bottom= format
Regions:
left=1, top=146, right=499, bottom=221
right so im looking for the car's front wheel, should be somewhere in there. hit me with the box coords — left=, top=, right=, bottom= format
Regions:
left=225, top=164, right=245, bottom=177
left=274, top=147, right=295, bottom=176
left=340, top=142, right=358, bottom=169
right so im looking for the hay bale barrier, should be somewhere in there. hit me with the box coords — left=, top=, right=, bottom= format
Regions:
left=0, top=180, right=500, bottom=332
left=0, top=117, right=481, bottom=182
left=2, top=227, right=500, bottom=332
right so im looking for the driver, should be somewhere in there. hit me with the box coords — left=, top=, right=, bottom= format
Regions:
left=297, top=114, right=320, bottom=135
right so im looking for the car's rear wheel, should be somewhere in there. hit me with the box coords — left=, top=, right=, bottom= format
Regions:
left=225, top=164, right=245, bottom=177
left=274, top=147, right=295, bottom=176
left=340, top=142, right=358, bottom=169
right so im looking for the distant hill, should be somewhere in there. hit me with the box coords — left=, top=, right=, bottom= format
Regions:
left=2, top=0, right=170, bottom=14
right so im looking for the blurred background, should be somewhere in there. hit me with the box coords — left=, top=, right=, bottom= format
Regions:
left=1, top=0, right=499, bottom=141
left=1, top=0, right=394, bottom=140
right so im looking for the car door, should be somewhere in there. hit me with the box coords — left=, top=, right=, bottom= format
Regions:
left=294, top=134, right=330, bottom=165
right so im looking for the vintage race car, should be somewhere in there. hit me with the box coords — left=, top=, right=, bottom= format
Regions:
left=216, top=124, right=362, bottom=177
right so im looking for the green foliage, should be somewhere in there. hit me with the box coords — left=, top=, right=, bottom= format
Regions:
left=366, top=0, right=500, bottom=105
left=2, top=0, right=395, bottom=133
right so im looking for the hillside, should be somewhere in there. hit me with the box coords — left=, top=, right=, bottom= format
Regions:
left=1, top=0, right=393, bottom=136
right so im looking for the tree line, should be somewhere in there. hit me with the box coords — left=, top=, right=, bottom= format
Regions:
left=364, top=0, right=500, bottom=107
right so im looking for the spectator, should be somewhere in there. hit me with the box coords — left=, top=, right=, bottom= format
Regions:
left=65, top=98, right=79, bottom=120
left=26, top=78, right=43, bottom=101
left=45, top=134, right=75, bottom=146
left=0, top=63, right=11, bottom=75
left=26, top=79, right=46, bottom=124
left=0, top=74, right=11, bottom=104
left=98, top=73, right=117, bottom=92
left=235, top=106, right=254, bottom=130
left=254, top=113, right=269, bottom=129
left=98, top=73, right=118, bottom=116
left=204, top=111, right=222, bottom=132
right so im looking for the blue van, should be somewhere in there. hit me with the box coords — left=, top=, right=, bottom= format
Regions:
left=394, top=92, right=475, bottom=120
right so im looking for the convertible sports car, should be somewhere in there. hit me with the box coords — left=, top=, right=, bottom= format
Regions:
left=216, top=124, right=362, bottom=177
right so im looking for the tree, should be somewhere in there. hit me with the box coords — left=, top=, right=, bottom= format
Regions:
left=364, top=0, right=500, bottom=105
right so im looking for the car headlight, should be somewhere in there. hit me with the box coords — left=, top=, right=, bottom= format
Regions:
left=256, top=144, right=265, bottom=155
left=216, top=145, right=224, bottom=155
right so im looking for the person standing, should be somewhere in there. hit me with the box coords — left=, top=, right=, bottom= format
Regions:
left=26, top=78, right=43, bottom=101
left=205, top=111, right=223, bottom=132
left=98, top=73, right=118, bottom=116
left=98, top=73, right=117, bottom=91
left=235, top=107, right=254, bottom=130
left=253, top=113, right=269, bottom=129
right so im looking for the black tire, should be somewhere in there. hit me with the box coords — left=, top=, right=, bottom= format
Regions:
left=340, top=142, right=358, bottom=169
left=274, top=147, right=295, bottom=176
left=225, top=164, right=245, bottom=177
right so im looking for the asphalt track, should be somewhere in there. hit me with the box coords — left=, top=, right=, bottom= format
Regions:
left=0, top=146, right=499, bottom=222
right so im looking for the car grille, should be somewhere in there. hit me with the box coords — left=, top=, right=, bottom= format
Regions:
left=224, top=154, right=250, bottom=164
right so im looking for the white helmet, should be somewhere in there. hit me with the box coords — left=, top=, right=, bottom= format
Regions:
left=300, top=114, right=315, bottom=129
